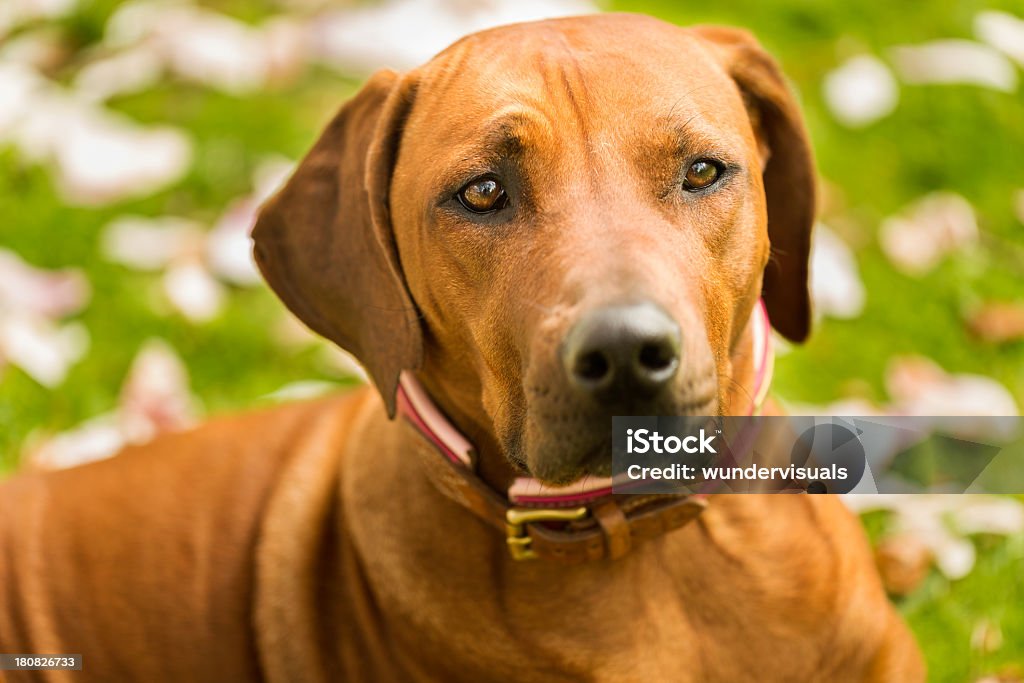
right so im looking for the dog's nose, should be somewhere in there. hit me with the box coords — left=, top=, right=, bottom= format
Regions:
left=562, top=302, right=681, bottom=400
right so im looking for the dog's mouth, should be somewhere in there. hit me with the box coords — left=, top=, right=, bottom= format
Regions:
left=509, top=391, right=719, bottom=486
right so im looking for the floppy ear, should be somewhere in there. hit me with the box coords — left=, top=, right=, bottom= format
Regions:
left=252, top=70, right=422, bottom=416
left=692, top=26, right=817, bottom=342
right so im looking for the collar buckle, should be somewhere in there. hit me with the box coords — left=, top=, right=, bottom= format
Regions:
left=504, top=506, right=588, bottom=560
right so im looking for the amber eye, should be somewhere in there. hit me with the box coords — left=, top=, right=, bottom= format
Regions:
left=457, top=177, right=508, bottom=213
left=683, top=160, right=722, bottom=191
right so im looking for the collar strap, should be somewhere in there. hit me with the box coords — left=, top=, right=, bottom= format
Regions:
left=396, top=301, right=773, bottom=562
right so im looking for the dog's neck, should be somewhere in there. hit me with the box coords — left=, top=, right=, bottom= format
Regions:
left=405, top=302, right=773, bottom=497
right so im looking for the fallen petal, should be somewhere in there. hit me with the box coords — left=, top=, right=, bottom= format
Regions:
left=161, top=8, right=270, bottom=94
left=879, top=192, right=978, bottom=276
left=118, top=338, right=197, bottom=443
left=891, top=40, right=1018, bottom=92
left=0, top=248, right=90, bottom=318
left=0, top=63, right=49, bottom=144
left=311, top=0, right=598, bottom=74
left=263, top=380, right=341, bottom=402
left=162, top=260, right=225, bottom=322
left=822, top=54, right=899, bottom=128
left=72, top=44, right=164, bottom=102
left=101, top=215, right=206, bottom=271
left=0, top=317, right=89, bottom=387
left=951, top=497, right=1024, bottom=536
left=810, top=223, right=866, bottom=319
left=55, top=108, right=193, bottom=205
left=206, top=198, right=263, bottom=286
left=887, top=356, right=1019, bottom=420
left=24, top=417, right=125, bottom=470
left=975, top=11, right=1024, bottom=68
left=0, top=0, right=78, bottom=40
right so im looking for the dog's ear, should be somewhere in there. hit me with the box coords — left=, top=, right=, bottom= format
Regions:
left=692, top=26, right=817, bottom=342
left=252, top=70, right=422, bottom=416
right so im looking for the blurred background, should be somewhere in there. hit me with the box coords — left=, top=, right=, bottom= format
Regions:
left=1, top=0, right=1023, bottom=679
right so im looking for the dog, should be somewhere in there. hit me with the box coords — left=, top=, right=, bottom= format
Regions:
left=0, top=14, right=924, bottom=682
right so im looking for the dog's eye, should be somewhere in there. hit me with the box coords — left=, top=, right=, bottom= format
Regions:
left=682, top=160, right=722, bottom=191
left=457, top=177, right=508, bottom=213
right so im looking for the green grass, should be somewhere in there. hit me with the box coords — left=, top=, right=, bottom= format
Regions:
left=1, top=1, right=1023, bottom=679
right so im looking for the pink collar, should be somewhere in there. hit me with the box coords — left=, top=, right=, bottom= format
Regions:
left=396, top=300, right=774, bottom=507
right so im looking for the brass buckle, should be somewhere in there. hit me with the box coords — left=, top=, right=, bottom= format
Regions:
left=505, top=506, right=588, bottom=561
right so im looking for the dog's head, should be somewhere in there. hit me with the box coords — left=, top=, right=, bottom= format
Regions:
left=253, top=15, right=815, bottom=484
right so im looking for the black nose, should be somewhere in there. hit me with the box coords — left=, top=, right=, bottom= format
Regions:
left=562, top=302, right=681, bottom=400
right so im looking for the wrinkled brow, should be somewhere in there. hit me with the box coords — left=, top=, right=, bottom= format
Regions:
left=648, top=109, right=747, bottom=161
left=434, top=108, right=554, bottom=187
left=475, top=108, right=555, bottom=157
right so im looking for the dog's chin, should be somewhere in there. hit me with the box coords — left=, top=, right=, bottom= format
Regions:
left=507, top=393, right=719, bottom=486
left=525, top=439, right=614, bottom=487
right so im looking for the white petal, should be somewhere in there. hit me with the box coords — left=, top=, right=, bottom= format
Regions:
left=206, top=198, right=262, bottom=285
left=161, top=7, right=270, bottom=94
left=263, top=380, right=340, bottom=402
left=952, top=497, right=1024, bottom=536
left=0, top=317, right=89, bottom=387
left=7, top=78, right=193, bottom=204
left=887, top=356, right=1019, bottom=420
left=0, top=0, right=77, bottom=39
left=101, top=215, right=204, bottom=271
left=0, top=28, right=69, bottom=72
left=162, top=261, right=225, bottom=322
left=103, top=0, right=177, bottom=47
left=930, top=534, right=976, bottom=579
left=891, top=40, right=1018, bottom=92
left=26, top=416, right=125, bottom=470
left=810, top=223, right=866, bottom=319
left=262, top=17, right=309, bottom=87
left=879, top=192, right=978, bottom=276
left=206, top=156, right=295, bottom=285
left=0, top=63, right=49, bottom=145
left=0, top=248, right=90, bottom=318
left=118, top=338, right=197, bottom=442
left=72, top=44, right=164, bottom=102
left=975, top=10, right=1024, bottom=68
left=55, top=108, right=193, bottom=205
left=822, top=55, right=899, bottom=127
left=311, top=0, right=598, bottom=74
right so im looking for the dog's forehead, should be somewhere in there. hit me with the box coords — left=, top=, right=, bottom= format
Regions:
left=406, top=15, right=751, bottom=154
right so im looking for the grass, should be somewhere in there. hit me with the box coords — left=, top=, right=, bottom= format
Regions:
left=2, top=0, right=1023, bottom=680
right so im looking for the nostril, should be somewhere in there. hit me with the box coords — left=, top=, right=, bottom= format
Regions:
left=638, top=341, right=675, bottom=372
left=574, top=349, right=611, bottom=383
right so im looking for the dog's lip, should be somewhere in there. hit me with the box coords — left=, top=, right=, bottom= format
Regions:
left=510, top=390, right=719, bottom=482
left=519, top=438, right=614, bottom=485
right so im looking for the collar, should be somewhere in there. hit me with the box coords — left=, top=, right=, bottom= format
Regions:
left=396, top=300, right=774, bottom=563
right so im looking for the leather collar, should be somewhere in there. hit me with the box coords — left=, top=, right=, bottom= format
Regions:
left=397, top=301, right=774, bottom=563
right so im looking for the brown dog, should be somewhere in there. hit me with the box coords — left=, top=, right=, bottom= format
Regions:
left=0, top=14, right=924, bottom=682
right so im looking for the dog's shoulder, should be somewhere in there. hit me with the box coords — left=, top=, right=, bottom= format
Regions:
left=0, top=389, right=373, bottom=679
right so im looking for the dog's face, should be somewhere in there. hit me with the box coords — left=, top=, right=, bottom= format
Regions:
left=253, top=15, right=815, bottom=485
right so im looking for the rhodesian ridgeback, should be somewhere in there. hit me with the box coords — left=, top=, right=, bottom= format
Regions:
left=0, top=14, right=924, bottom=682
